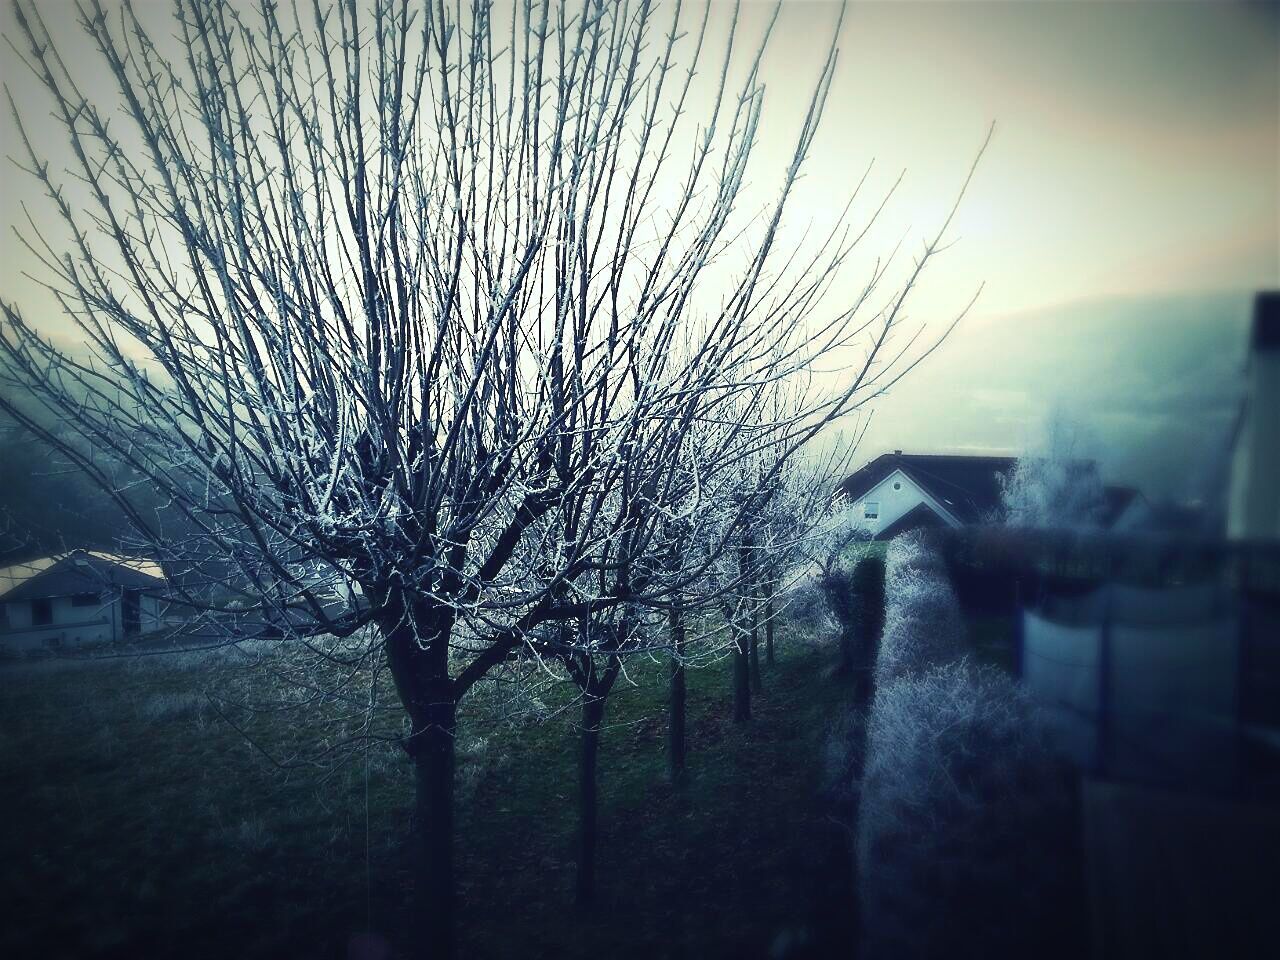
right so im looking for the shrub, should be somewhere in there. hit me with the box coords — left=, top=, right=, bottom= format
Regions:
left=513, top=695, right=552, bottom=728
left=875, top=535, right=966, bottom=689
left=849, top=555, right=886, bottom=634
left=822, top=706, right=862, bottom=782
left=854, top=533, right=1078, bottom=956
left=783, top=574, right=836, bottom=643
left=817, top=552, right=885, bottom=684
left=875, top=585, right=964, bottom=685
left=883, top=530, right=946, bottom=591
left=856, top=660, right=1075, bottom=959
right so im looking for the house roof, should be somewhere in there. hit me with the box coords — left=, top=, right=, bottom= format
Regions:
left=841, top=452, right=1017, bottom=524
left=1100, top=486, right=1142, bottom=527
left=0, top=550, right=164, bottom=603
left=842, top=451, right=1139, bottom=528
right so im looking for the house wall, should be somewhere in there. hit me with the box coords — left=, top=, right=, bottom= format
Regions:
left=851, top=469, right=961, bottom=538
left=1229, top=348, right=1280, bottom=540
left=1, top=594, right=115, bottom=653
left=1, top=590, right=167, bottom=656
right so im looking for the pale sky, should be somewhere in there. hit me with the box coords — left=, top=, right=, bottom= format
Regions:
left=2, top=0, right=1277, bottom=496
left=729, top=0, right=1278, bottom=321
left=722, top=0, right=1278, bottom=497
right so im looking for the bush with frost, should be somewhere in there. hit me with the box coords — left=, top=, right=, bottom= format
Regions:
left=857, top=659, right=1075, bottom=959
left=853, top=532, right=1078, bottom=957
left=782, top=573, right=836, bottom=643
left=883, top=530, right=946, bottom=589
left=875, top=535, right=965, bottom=688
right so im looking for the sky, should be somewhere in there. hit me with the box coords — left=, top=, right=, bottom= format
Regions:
left=707, top=0, right=1279, bottom=497
left=742, top=0, right=1278, bottom=319
left=1, top=0, right=1277, bottom=498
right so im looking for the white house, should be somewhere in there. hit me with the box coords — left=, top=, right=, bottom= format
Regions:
left=840, top=451, right=1140, bottom=539
left=0, top=550, right=167, bottom=655
left=1228, top=291, right=1280, bottom=541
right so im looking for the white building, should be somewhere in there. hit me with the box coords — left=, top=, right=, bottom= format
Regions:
left=0, top=550, right=167, bottom=655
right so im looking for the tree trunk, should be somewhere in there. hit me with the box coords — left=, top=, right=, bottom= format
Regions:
left=749, top=612, right=763, bottom=694
left=668, top=601, right=687, bottom=780
left=734, top=537, right=754, bottom=723
left=764, top=576, right=776, bottom=667
left=748, top=565, right=763, bottom=694
left=577, top=693, right=606, bottom=907
left=411, top=698, right=458, bottom=960
left=382, top=601, right=460, bottom=960
left=733, top=631, right=752, bottom=723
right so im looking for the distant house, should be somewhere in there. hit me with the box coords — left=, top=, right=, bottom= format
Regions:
left=840, top=451, right=1141, bottom=539
left=0, top=550, right=167, bottom=655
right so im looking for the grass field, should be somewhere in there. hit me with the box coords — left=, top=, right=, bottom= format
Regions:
left=0, top=623, right=856, bottom=959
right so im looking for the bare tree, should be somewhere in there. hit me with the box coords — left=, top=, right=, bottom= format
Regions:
left=666, top=581, right=690, bottom=777
left=1, top=0, right=984, bottom=953
left=556, top=607, right=635, bottom=906
left=999, top=412, right=1106, bottom=530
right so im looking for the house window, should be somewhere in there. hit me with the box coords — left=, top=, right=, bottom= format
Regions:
left=31, top=598, right=53, bottom=626
left=864, top=501, right=880, bottom=520
left=71, top=592, right=100, bottom=607
left=893, top=482, right=902, bottom=490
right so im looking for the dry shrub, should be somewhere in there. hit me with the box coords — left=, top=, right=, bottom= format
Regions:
left=857, top=660, right=1076, bottom=959
left=781, top=574, right=837, bottom=645
left=853, top=533, right=1078, bottom=957
left=875, top=535, right=966, bottom=688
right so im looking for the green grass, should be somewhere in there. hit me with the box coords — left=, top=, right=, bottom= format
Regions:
left=0, top=627, right=855, bottom=959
